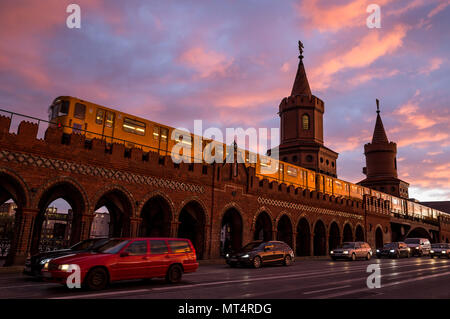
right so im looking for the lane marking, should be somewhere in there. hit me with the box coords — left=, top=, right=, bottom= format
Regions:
left=317, top=269, right=450, bottom=299
left=303, top=285, right=351, bottom=295
left=49, top=289, right=150, bottom=299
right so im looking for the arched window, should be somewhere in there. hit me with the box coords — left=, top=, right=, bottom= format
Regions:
left=302, top=114, right=310, bottom=130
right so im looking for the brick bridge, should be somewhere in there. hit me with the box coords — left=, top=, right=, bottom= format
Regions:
left=1, top=116, right=449, bottom=265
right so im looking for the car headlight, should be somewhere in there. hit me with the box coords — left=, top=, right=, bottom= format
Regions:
left=415, top=247, right=419, bottom=249
left=376, top=249, right=380, bottom=253
left=430, top=250, right=434, bottom=254
left=442, top=251, right=447, bottom=254
left=389, top=250, right=395, bottom=253
left=330, top=251, right=334, bottom=254
left=343, top=251, right=349, bottom=254
left=43, top=262, right=49, bottom=270
left=407, top=248, right=411, bottom=251
left=241, top=254, right=249, bottom=258
left=58, top=264, right=70, bottom=272
left=40, top=258, right=52, bottom=265
left=225, top=253, right=229, bottom=258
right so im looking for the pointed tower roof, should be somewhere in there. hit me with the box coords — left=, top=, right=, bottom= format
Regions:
left=371, top=99, right=389, bottom=144
left=291, top=41, right=312, bottom=96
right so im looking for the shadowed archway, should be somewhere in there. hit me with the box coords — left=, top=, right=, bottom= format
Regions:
left=355, top=225, right=364, bottom=242
left=329, top=222, right=340, bottom=251
left=343, top=223, right=353, bottom=242
left=296, top=218, right=310, bottom=256
left=254, top=211, right=272, bottom=241
left=277, top=215, right=293, bottom=248
left=178, top=201, right=206, bottom=259
left=375, top=227, right=384, bottom=249
left=220, top=208, right=243, bottom=255
left=140, top=196, right=172, bottom=237
left=313, top=220, right=326, bottom=256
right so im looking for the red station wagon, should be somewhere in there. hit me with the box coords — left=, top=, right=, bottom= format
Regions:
left=42, top=237, right=199, bottom=290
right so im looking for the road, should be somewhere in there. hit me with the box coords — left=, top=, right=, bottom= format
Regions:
left=0, top=257, right=449, bottom=299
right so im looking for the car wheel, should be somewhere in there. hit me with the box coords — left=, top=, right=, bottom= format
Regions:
left=166, top=264, right=183, bottom=284
left=283, top=255, right=292, bottom=266
left=351, top=253, right=356, bottom=261
left=366, top=253, right=371, bottom=260
left=253, top=256, right=262, bottom=268
left=84, top=267, right=109, bottom=291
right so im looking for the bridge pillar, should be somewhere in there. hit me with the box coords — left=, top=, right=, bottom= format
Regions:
left=130, top=217, right=142, bottom=237
left=79, top=215, right=93, bottom=241
left=5, top=208, right=38, bottom=266
left=171, top=221, right=180, bottom=237
left=325, top=234, right=330, bottom=256
left=292, top=231, right=297, bottom=255
left=309, top=233, right=314, bottom=256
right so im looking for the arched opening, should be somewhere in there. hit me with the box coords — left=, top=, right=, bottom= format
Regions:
left=355, top=225, right=364, bottom=241
left=178, top=201, right=206, bottom=259
left=296, top=218, right=310, bottom=256
left=375, top=227, right=384, bottom=249
left=0, top=172, right=28, bottom=266
left=32, top=182, right=86, bottom=255
left=407, top=227, right=431, bottom=240
left=92, top=189, right=132, bottom=238
left=254, top=211, right=272, bottom=241
left=140, top=196, right=172, bottom=237
left=328, top=222, right=340, bottom=251
left=313, top=220, right=326, bottom=256
left=343, top=224, right=353, bottom=242
left=220, top=208, right=243, bottom=255
left=277, top=215, right=293, bottom=248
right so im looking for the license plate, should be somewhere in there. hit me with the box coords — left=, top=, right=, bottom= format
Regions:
left=43, top=272, right=52, bottom=278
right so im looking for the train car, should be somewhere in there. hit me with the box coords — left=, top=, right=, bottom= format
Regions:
left=349, top=184, right=364, bottom=201
left=333, top=179, right=350, bottom=198
left=316, top=174, right=333, bottom=195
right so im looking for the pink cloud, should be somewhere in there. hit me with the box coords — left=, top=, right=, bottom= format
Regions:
left=178, top=47, right=234, bottom=79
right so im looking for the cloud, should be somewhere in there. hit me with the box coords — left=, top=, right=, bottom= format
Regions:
left=310, top=24, right=409, bottom=90
left=178, top=46, right=234, bottom=79
left=418, top=57, right=444, bottom=75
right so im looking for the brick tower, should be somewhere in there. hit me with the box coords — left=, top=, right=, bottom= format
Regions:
left=276, top=41, right=338, bottom=177
left=358, top=100, right=409, bottom=198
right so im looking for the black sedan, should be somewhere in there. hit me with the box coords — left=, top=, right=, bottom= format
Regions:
left=225, top=240, right=294, bottom=268
left=430, top=243, right=450, bottom=258
left=23, top=237, right=109, bottom=277
left=376, top=242, right=410, bottom=259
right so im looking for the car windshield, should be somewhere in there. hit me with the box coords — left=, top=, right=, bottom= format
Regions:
left=383, top=243, right=397, bottom=249
left=70, top=238, right=108, bottom=251
left=94, top=239, right=129, bottom=254
left=240, top=242, right=263, bottom=252
left=431, top=244, right=447, bottom=248
left=405, top=239, right=420, bottom=244
left=340, top=243, right=355, bottom=249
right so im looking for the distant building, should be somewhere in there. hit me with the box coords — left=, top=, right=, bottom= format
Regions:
left=90, top=211, right=110, bottom=238
left=41, top=207, right=73, bottom=241
left=0, top=202, right=17, bottom=217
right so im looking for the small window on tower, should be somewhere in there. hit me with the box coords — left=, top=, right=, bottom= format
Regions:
left=302, top=114, right=310, bottom=130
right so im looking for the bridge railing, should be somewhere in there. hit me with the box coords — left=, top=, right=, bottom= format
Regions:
left=391, top=212, right=440, bottom=226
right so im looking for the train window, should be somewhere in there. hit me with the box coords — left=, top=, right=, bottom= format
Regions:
left=161, top=128, right=168, bottom=143
left=286, top=166, right=298, bottom=177
left=153, top=126, right=159, bottom=140
left=74, top=103, right=86, bottom=120
left=59, top=100, right=70, bottom=116
left=96, top=109, right=104, bottom=124
left=123, top=117, right=145, bottom=135
left=106, top=112, right=115, bottom=128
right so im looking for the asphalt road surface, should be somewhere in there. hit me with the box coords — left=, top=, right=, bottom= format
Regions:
left=0, top=257, right=449, bottom=299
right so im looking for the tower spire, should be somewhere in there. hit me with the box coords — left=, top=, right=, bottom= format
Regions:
left=371, top=99, right=389, bottom=144
left=291, top=40, right=311, bottom=96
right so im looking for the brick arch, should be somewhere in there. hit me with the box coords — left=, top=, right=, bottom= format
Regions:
left=175, top=196, right=209, bottom=223
left=328, top=219, right=341, bottom=250
left=219, top=202, right=245, bottom=255
left=251, top=207, right=275, bottom=231
left=275, top=212, right=294, bottom=248
left=296, top=214, right=311, bottom=256
left=137, top=190, right=175, bottom=221
left=312, top=218, right=327, bottom=256
left=354, top=223, right=365, bottom=241
left=91, top=184, right=136, bottom=216
left=374, top=224, right=384, bottom=249
left=312, top=217, right=327, bottom=233
left=275, top=211, right=294, bottom=227
left=342, top=221, right=354, bottom=242
left=0, top=167, right=31, bottom=207
left=31, top=176, right=89, bottom=213
left=90, top=184, right=136, bottom=237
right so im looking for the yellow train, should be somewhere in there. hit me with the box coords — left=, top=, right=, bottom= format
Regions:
left=47, top=96, right=443, bottom=221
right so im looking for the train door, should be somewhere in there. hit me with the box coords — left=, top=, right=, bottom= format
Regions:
left=103, top=111, right=115, bottom=143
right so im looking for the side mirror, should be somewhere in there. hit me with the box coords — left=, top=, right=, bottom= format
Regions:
left=120, top=252, right=130, bottom=257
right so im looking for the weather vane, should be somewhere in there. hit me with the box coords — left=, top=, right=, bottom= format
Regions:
left=298, top=40, right=304, bottom=60
left=376, top=98, right=380, bottom=114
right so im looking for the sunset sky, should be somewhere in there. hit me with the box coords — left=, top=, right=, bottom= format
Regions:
left=0, top=0, right=449, bottom=202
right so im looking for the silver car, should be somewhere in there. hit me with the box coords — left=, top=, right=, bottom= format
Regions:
left=430, top=243, right=450, bottom=259
left=330, top=242, right=373, bottom=261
